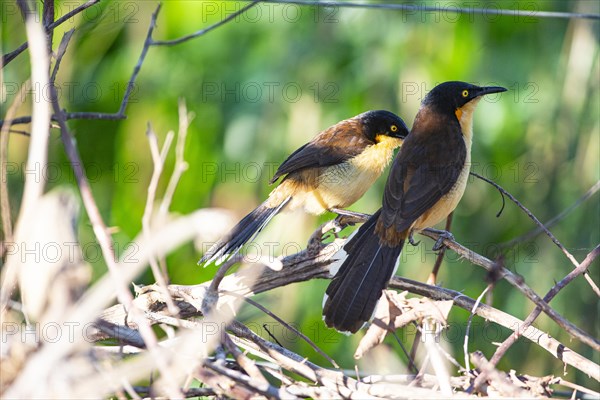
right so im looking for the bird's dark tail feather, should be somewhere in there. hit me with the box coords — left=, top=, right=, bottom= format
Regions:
left=323, top=210, right=403, bottom=333
left=199, top=197, right=290, bottom=265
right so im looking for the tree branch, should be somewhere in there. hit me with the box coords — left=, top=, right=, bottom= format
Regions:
left=2, top=0, right=100, bottom=68
left=486, top=244, right=600, bottom=367
left=471, top=172, right=600, bottom=297
left=95, top=233, right=600, bottom=380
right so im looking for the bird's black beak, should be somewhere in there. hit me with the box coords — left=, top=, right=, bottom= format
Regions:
left=392, top=120, right=410, bottom=139
left=476, top=86, right=507, bottom=97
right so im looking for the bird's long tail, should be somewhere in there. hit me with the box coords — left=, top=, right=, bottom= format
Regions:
left=323, top=209, right=404, bottom=333
left=199, top=196, right=291, bottom=265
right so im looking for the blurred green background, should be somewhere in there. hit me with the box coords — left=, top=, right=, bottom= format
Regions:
left=2, top=0, right=599, bottom=389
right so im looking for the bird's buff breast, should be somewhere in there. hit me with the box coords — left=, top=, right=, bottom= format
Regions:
left=297, top=136, right=402, bottom=214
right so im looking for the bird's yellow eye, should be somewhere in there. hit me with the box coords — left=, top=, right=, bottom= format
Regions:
left=462, top=90, right=469, bottom=98
left=391, top=125, right=398, bottom=132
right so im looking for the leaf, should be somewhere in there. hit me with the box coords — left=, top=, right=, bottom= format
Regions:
left=354, top=291, right=405, bottom=359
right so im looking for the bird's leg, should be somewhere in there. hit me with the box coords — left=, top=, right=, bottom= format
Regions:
left=307, top=220, right=339, bottom=255
left=408, top=230, right=421, bottom=246
left=330, top=208, right=370, bottom=232
left=427, top=228, right=455, bottom=252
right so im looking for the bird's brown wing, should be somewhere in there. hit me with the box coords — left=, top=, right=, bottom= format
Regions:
left=269, top=119, right=371, bottom=184
left=380, top=126, right=466, bottom=233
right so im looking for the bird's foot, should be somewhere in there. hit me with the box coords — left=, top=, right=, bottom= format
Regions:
left=408, top=230, right=421, bottom=246
left=307, top=220, right=339, bottom=255
left=330, top=208, right=370, bottom=226
left=429, top=229, right=455, bottom=252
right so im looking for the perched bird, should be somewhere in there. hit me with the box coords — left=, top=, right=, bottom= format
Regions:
left=323, top=81, right=507, bottom=333
left=199, top=110, right=409, bottom=265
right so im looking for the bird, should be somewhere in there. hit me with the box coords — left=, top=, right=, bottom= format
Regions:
left=323, top=81, right=507, bottom=333
left=199, top=110, right=410, bottom=266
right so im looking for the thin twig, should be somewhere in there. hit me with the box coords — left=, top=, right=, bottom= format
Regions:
left=132, top=386, right=216, bottom=398
left=156, top=100, right=191, bottom=278
left=221, top=332, right=271, bottom=387
left=158, top=99, right=191, bottom=217
left=42, top=0, right=54, bottom=54
left=499, top=180, right=600, bottom=249
left=48, top=69, right=184, bottom=400
left=258, top=0, right=600, bottom=20
left=389, top=330, right=419, bottom=375
left=1, top=1, right=263, bottom=128
left=428, top=213, right=453, bottom=285
left=6, top=129, right=30, bottom=136
left=1, top=2, right=51, bottom=314
left=470, top=171, right=600, bottom=296
left=0, top=81, right=30, bottom=250
left=1, top=112, right=127, bottom=126
left=221, top=290, right=340, bottom=368
left=463, top=285, right=491, bottom=371
left=469, top=351, right=530, bottom=397
left=388, top=276, right=600, bottom=381
left=151, top=1, right=263, bottom=46
left=118, top=4, right=161, bottom=116
left=97, top=235, right=600, bottom=380
left=420, top=228, right=600, bottom=351
left=50, top=29, right=74, bottom=83
left=204, top=359, right=292, bottom=399
left=142, top=124, right=178, bottom=314
left=2, top=0, right=100, bottom=68
left=552, top=377, right=600, bottom=398
left=422, top=319, right=452, bottom=396
left=487, top=244, right=600, bottom=367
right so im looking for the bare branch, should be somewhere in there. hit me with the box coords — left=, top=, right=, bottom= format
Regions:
left=388, top=276, right=600, bottom=381
left=420, top=228, right=600, bottom=351
left=487, top=244, right=600, bottom=367
left=470, top=351, right=530, bottom=397
left=499, top=180, right=600, bottom=249
left=427, top=212, right=452, bottom=285
left=1, top=1, right=51, bottom=314
left=257, top=0, right=600, bottom=20
left=0, top=81, right=30, bottom=250
left=142, top=124, right=178, bottom=313
left=118, top=4, right=161, bottom=116
left=96, top=233, right=600, bottom=380
left=2, top=0, right=100, bottom=68
left=48, top=62, right=184, bottom=400
left=158, top=99, right=191, bottom=217
left=151, top=1, right=263, bottom=46
left=50, top=29, right=74, bottom=84
left=222, top=290, right=340, bottom=368
left=463, top=285, right=491, bottom=371
left=471, top=171, right=600, bottom=296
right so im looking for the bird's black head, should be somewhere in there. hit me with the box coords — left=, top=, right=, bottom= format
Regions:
left=422, top=81, right=507, bottom=118
left=357, top=110, right=410, bottom=143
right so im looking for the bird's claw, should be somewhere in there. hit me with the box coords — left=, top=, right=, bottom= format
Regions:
left=333, top=214, right=357, bottom=232
left=432, top=230, right=454, bottom=252
left=408, top=230, right=421, bottom=246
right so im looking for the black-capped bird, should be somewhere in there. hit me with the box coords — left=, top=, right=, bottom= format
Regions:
left=323, top=81, right=507, bottom=333
left=199, top=110, right=410, bottom=265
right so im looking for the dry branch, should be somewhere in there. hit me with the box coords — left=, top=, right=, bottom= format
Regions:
left=2, top=0, right=100, bottom=67
left=94, top=232, right=599, bottom=381
left=419, top=228, right=600, bottom=351
left=487, top=244, right=600, bottom=367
